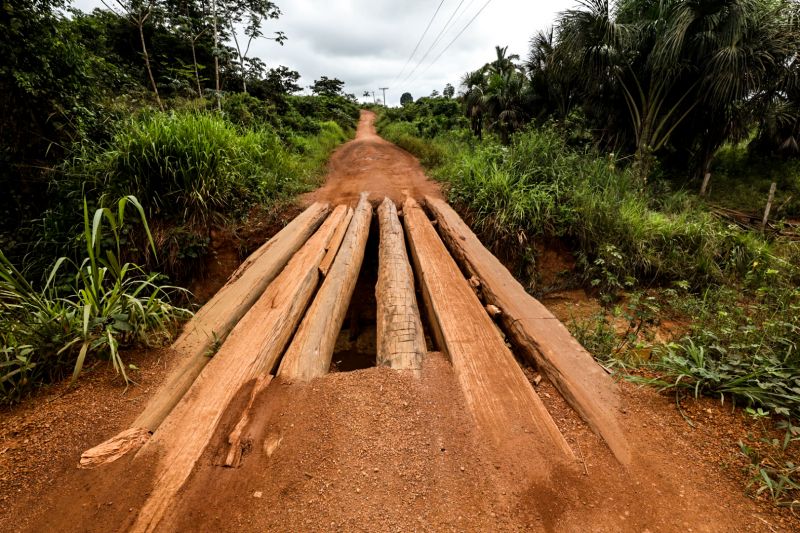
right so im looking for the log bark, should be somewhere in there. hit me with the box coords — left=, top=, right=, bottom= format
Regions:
left=129, top=206, right=348, bottom=533
left=425, top=196, right=630, bottom=464
left=79, top=203, right=330, bottom=467
left=320, top=207, right=353, bottom=276
left=403, top=198, right=574, bottom=464
left=375, top=198, right=426, bottom=371
left=278, top=194, right=372, bottom=382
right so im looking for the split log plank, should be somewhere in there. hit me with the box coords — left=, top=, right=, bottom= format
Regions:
left=425, top=195, right=630, bottom=464
left=278, top=194, right=372, bottom=381
left=403, top=197, right=573, bottom=463
left=80, top=202, right=330, bottom=467
left=320, top=207, right=353, bottom=276
left=129, top=205, right=348, bottom=533
left=375, top=198, right=426, bottom=371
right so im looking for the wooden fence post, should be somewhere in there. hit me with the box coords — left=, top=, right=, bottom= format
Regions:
left=762, top=182, right=777, bottom=230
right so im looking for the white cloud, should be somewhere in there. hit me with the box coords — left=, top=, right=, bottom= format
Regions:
left=71, top=0, right=575, bottom=106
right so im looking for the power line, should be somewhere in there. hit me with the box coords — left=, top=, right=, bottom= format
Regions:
left=401, top=0, right=468, bottom=84
left=408, top=0, right=495, bottom=84
left=393, top=0, right=447, bottom=83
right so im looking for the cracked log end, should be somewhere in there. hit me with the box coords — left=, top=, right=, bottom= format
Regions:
left=79, top=427, right=151, bottom=469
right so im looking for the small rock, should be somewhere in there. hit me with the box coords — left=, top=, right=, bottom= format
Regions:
left=253, top=491, right=263, bottom=498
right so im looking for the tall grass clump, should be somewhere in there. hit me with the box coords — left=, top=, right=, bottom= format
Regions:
left=67, top=112, right=307, bottom=225
left=379, top=121, right=448, bottom=168
left=436, top=125, right=771, bottom=292
left=285, top=120, right=350, bottom=178
left=0, top=196, right=189, bottom=403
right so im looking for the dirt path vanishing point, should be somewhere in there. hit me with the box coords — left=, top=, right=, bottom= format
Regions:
left=304, top=110, right=442, bottom=206
left=2, top=110, right=798, bottom=532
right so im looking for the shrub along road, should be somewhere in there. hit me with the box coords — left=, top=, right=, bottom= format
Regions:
left=1, top=111, right=797, bottom=532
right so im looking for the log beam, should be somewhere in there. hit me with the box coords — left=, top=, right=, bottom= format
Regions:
left=375, top=198, right=426, bottom=371
left=403, top=197, right=573, bottom=464
left=129, top=205, right=348, bottom=533
left=320, top=207, right=353, bottom=276
left=79, top=202, right=330, bottom=467
left=278, top=194, right=372, bottom=381
left=425, top=195, right=630, bottom=464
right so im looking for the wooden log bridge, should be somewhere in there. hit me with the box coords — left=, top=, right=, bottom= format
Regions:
left=78, top=193, right=633, bottom=531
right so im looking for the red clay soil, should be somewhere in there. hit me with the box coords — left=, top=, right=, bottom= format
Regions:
left=2, top=110, right=799, bottom=532
left=304, top=109, right=442, bottom=207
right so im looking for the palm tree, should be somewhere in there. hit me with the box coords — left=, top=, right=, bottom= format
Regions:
left=462, top=68, right=487, bottom=139
left=527, top=28, right=579, bottom=119
left=483, top=70, right=527, bottom=144
left=555, top=0, right=800, bottom=185
left=461, top=46, right=530, bottom=143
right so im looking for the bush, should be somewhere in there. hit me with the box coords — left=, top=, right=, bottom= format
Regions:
left=0, top=197, right=189, bottom=403
left=222, top=92, right=275, bottom=129
left=66, top=112, right=307, bottom=226
left=379, top=121, right=448, bottom=168
left=436, top=125, right=772, bottom=292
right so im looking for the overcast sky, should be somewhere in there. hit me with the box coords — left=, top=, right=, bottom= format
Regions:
left=72, top=0, right=575, bottom=106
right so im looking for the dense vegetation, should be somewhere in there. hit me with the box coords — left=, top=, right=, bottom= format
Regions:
left=379, top=0, right=800, bottom=504
left=0, top=0, right=358, bottom=402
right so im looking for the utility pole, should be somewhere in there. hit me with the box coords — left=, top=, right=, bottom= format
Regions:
left=379, top=87, right=388, bottom=107
left=372, top=91, right=376, bottom=104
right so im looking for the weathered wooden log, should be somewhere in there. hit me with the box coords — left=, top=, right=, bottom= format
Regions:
left=320, top=207, right=353, bottom=276
left=425, top=196, right=630, bottom=464
left=375, top=198, right=426, bottom=371
left=129, top=206, right=348, bottom=533
left=278, top=194, right=372, bottom=382
left=79, top=202, right=330, bottom=467
left=402, top=197, right=574, bottom=464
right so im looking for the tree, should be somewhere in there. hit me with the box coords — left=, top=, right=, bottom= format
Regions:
left=554, top=0, right=800, bottom=185
left=101, top=0, right=164, bottom=110
left=400, top=92, right=414, bottom=106
left=459, top=45, right=529, bottom=144
left=310, top=76, right=346, bottom=97
left=225, top=0, right=286, bottom=93
left=526, top=28, right=578, bottom=119
left=443, top=84, right=454, bottom=98
left=169, top=0, right=212, bottom=97
left=264, top=66, right=301, bottom=94
left=462, top=68, right=487, bottom=139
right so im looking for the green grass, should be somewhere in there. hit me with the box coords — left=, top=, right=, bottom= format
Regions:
left=67, top=112, right=310, bottom=226
left=430, top=126, right=773, bottom=293
left=0, top=196, right=189, bottom=403
left=378, top=121, right=448, bottom=168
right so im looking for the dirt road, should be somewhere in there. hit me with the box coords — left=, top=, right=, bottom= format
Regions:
left=1, top=111, right=796, bottom=532
left=305, top=110, right=442, bottom=206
